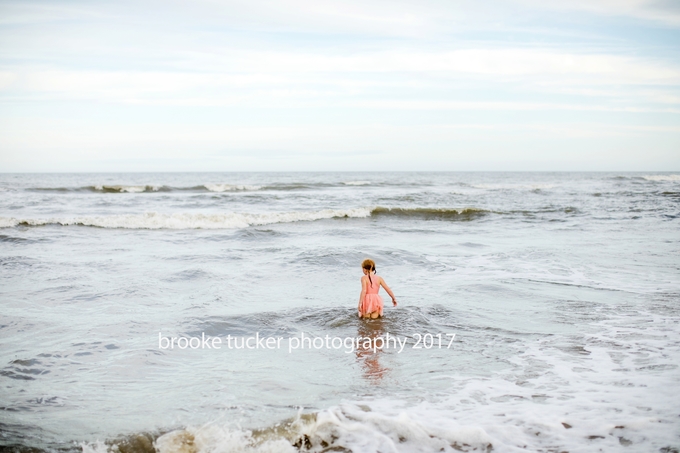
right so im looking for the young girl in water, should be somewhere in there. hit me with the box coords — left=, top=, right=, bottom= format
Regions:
left=358, top=259, right=397, bottom=318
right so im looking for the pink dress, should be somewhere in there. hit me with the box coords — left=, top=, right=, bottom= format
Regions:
left=359, top=275, right=383, bottom=317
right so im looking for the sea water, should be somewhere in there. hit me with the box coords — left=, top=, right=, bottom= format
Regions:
left=0, top=172, right=678, bottom=452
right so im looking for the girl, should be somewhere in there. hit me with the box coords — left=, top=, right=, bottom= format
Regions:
left=358, top=259, right=397, bottom=318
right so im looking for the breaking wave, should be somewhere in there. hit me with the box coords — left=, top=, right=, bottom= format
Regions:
left=22, top=181, right=430, bottom=193
left=82, top=404, right=493, bottom=453
left=31, top=185, right=171, bottom=193
left=27, top=183, right=334, bottom=193
left=31, top=184, right=262, bottom=193
left=0, top=208, right=372, bottom=230
left=0, top=207, right=495, bottom=230
left=203, top=184, right=263, bottom=192
left=642, top=175, right=680, bottom=182
left=372, top=207, right=488, bottom=220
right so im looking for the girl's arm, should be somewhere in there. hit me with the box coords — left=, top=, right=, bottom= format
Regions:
left=380, top=277, right=398, bottom=306
left=358, top=276, right=368, bottom=312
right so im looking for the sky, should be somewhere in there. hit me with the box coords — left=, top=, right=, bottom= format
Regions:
left=0, top=0, right=679, bottom=172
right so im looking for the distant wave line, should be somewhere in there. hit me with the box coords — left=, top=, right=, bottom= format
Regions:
left=642, top=175, right=680, bottom=182
left=0, top=207, right=495, bottom=229
left=0, top=208, right=372, bottom=229
left=26, top=183, right=355, bottom=193
left=30, top=184, right=263, bottom=193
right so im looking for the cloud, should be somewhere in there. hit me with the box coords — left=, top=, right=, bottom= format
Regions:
left=517, top=0, right=680, bottom=26
left=0, top=71, right=18, bottom=89
left=2, top=47, right=677, bottom=111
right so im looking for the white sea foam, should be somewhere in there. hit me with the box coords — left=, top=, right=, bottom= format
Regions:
left=642, top=174, right=680, bottom=182
left=342, top=181, right=371, bottom=186
left=152, top=405, right=493, bottom=453
left=423, top=311, right=680, bottom=452
left=0, top=217, right=19, bottom=228
left=154, top=425, right=297, bottom=453
left=94, top=185, right=162, bottom=193
left=203, top=184, right=263, bottom=192
left=0, top=208, right=372, bottom=230
left=81, top=440, right=110, bottom=453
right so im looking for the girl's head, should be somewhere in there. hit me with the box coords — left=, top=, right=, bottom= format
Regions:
left=361, top=259, right=376, bottom=274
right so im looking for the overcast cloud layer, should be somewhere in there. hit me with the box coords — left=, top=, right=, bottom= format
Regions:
left=0, top=0, right=678, bottom=171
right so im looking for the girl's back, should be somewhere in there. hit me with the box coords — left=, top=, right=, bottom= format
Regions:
left=364, top=275, right=381, bottom=294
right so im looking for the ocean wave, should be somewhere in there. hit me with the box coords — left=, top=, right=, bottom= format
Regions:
left=82, top=404, right=493, bottom=453
left=0, top=207, right=500, bottom=230
left=0, top=208, right=373, bottom=230
left=372, top=207, right=488, bottom=220
left=0, top=234, right=37, bottom=243
left=22, top=181, right=439, bottom=194
left=95, top=185, right=167, bottom=193
left=203, top=184, right=263, bottom=192
left=471, top=183, right=555, bottom=190
left=32, top=185, right=173, bottom=193
left=642, top=175, right=680, bottom=182
left=261, top=183, right=331, bottom=191
left=38, top=184, right=261, bottom=193
left=0, top=205, right=589, bottom=229
left=29, top=183, right=318, bottom=193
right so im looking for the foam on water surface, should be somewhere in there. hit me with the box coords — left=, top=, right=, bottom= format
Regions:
left=0, top=208, right=373, bottom=229
left=642, top=174, right=680, bottom=182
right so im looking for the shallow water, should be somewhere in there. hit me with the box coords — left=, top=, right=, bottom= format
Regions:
left=1, top=172, right=679, bottom=452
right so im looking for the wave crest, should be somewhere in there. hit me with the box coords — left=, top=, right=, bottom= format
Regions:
left=372, top=207, right=488, bottom=220
left=0, top=208, right=372, bottom=230
left=342, top=181, right=371, bottom=186
left=203, top=184, right=263, bottom=192
left=0, top=206, right=497, bottom=230
left=643, top=175, right=680, bottom=182
left=30, top=183, right=303, bottom=193
left=96, top=185, right=167, bottom=193
left=146, top=404, right=492, bottom=453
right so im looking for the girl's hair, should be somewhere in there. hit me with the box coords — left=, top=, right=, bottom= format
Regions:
left=362, top=259, right=376, bottom=285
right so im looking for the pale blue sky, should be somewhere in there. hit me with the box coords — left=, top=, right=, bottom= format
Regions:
left=0, top=0, right=679, bottom=171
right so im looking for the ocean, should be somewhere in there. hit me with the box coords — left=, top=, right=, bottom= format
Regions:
left=1, top=172, right=678, bottom=453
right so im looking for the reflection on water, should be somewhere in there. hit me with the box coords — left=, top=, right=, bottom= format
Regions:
left=356, top=318, right=389, bottom=383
